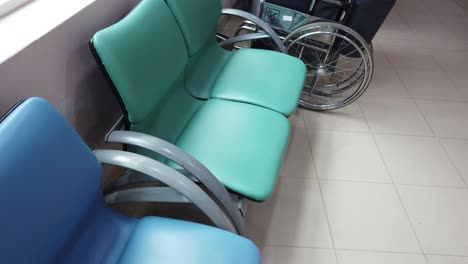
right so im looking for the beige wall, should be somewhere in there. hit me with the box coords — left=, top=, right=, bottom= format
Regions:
left=0, top=0, right=132, bottom=147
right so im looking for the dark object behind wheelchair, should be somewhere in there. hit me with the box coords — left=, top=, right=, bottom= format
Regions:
left=256, top=0, right=396, bottom=44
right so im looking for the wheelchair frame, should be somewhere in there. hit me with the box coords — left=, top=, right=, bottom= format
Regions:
left=220, top=0, right=374, bottom=111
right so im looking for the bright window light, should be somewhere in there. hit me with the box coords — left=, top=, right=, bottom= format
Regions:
left=0, top=0, right=33, bottom=18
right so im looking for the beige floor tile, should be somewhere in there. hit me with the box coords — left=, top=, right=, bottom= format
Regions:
left=395, top=0, right=432, bottom=18
left=381, top=45, right=441, bottom=72
left=425, top=0, right=466, bottom=16
left=321, top=181, right=421, bottom=253
left=375, top=13, right=416, bottom=45
left=397, top=69, right=465, bottom=101
left=336, top=250, right=427, bottom=264
left=262, top=247, right=337, bottom=264
left=445, top=71, right=468, bottom=101
left=426, top=255, right=468, bottom=264
left=400, top=13, right=441, bottom=29
left=246, top=178, right=333, bottom=248
left=399, top=186, right=468, bottom=255
left=375, top=134, right=464, bottom=187
left=416, top=100, right=468, bottom=139
left=280, top=126, right=317, bottom=179
left=309, top=131, right=390, bottom=183
left=372, top=42, right=396, bottom=70
left=375, top=35, right=431, bottom=50
left=302, top=103, right=369, bottom=132
left=289, top=108, right=306, bottom=128
left=364, top=66, right=409, bottom=97
left=359, top=96, right=433, bottom=136
left=432, top=50, right=468, bottom=73
left=441, top=138, right=468, bottom=184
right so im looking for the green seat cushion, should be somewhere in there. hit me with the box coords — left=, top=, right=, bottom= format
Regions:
left=175, top=99, right=290, bottom=201
left=211, top=48, right=307, bottom=117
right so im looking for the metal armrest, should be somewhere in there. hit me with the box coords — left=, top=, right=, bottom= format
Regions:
left=105, top=130, right=245, bottom=235
left=95, top=149, right=237, bottom=234
left=221, top=8, right=288, bottom=54
left=220, top=32, right=270, bottom=49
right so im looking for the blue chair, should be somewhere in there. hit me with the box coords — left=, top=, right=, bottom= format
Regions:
left=0, top=97, right=261, bottom=264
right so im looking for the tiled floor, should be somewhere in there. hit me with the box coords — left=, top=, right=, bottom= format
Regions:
left=240, top=0, right=468, bottom=263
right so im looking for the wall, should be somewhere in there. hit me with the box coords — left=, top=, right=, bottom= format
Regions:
left=0, top=0, right=238, bottom=148
left=128, top=0, right=237, bottom=8
left=0, top=0, right=132, bottom=147
left=222, top=0, right=236, bottom=7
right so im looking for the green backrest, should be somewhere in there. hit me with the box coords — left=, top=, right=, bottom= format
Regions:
left=92, top=0, right=188, bottom=125
left=165, top=0, right=231, bottom=99
left=165, top=0, right=221, bottom=57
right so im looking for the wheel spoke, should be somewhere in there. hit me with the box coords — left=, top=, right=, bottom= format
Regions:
left=285, top=22, right=372, bottom=110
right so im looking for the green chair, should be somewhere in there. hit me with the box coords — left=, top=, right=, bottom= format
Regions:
left=165, top=0, right=307, bottom=117
left=91, top=0, right=305, bottom=235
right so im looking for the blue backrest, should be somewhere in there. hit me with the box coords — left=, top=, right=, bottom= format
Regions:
left=0, top=98, right=104, bottom=263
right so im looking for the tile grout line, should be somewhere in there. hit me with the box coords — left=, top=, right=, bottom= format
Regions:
left=283, top=175, right=468, bottom=190
left=389, top=53, right=468, bottom=187
left=412, top=96, right=468, bottom=187
left=375, top=45, right=468, bottom=187
left=262, top=243, right=468, bottom=258
left=426, top=45, right=468, bottom=186
left=439, top=141, right=468, bottom=186
left=356, top=100, right=430, bottom=264
left=318, top=178, right=468, bottom=190
left=389, top=50, right=436, bottom=139
left=376, top=26, right=468, bottom=103
left=394, top=7, right=418, bottom=34
left=300, top=108, right=341, bottom=264
left=430, top=48, right=468, bottom=103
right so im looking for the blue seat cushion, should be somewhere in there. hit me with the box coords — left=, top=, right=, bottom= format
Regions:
left=118, top=217, right=261, bottom=264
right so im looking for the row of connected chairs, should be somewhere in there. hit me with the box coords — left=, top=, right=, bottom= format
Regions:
left=0, top=0, right=307, bottom=262
left=0, top=98, right=261, bottom=263
left=90, top=0, right=306, bottom=236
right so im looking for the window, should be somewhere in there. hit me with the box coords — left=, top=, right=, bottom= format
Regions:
left=0, top=0, right=32, bottom=18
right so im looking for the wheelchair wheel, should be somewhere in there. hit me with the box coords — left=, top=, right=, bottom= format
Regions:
left=284, top=22, right=373, bottom=111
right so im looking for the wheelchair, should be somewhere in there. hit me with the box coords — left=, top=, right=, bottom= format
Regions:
left=219, top=0, right=395, bottom=110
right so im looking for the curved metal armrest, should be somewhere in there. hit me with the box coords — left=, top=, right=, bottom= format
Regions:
left=95, top=149, right=237, bottom=234
left=220, top=32, right=270, bottom=50
left=106, top=130, right=245, bottom=235
left=221, top=8, right=288, bottom=54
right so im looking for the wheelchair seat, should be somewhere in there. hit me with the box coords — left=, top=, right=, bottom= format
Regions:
left=0, top=97, right=261, bottom=264
left=165, top=0, right=307, bottom=117
left=91, top=0, right=291, bottom=201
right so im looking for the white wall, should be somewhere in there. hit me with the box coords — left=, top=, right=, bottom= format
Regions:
left=0, top=0, right=132, bottom=147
